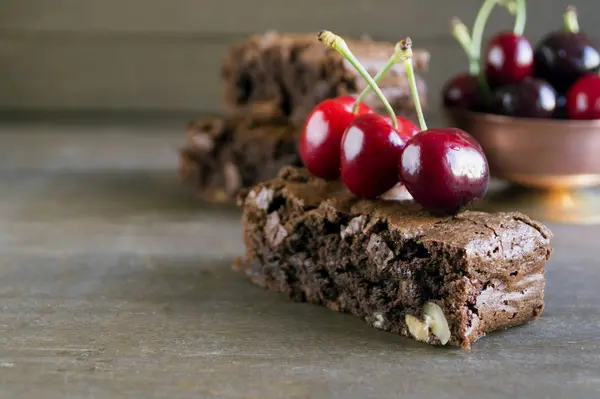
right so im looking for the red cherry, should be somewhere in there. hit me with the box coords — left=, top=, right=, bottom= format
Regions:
left=382, top=115, right=420, bottom=139
left=442, top=73, right=482, bottom=110
left=299, top=96, right=372, bottom=180
left=340, top=113, right=407, bottom=199
left=398, top=128, right=489, bottom=215
left=566, top=74, right=600, bottom=120
left=485, top=32, right=534, bottom=87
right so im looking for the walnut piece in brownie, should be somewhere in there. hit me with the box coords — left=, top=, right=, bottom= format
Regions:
left=221, top=32, right=429, bottom=126
left=235, top=167, right=553, bottom=350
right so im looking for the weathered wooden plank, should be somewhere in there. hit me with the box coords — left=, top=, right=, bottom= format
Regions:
left=3, top=0, right=596, bottom=40
left=0, top=36, right=227, bottom=112
left=0, top=122, right=598, bottom=398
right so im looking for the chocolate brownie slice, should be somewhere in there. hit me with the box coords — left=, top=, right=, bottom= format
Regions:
left=178, top=116, right=301, bottom=202
left=221, top=32, right=429, bottom=126
left=235, top=167, right=553, bottom=350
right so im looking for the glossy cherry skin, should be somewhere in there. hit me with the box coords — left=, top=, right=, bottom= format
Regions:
left=340, top=113, right=407, bottom=199
left=442, top=73, right=482, bottom=110
left=534, top=31, right=600, bottom=93
left=398, top=128, right=489, bottom=215
left=489, top=77, right=557, bottom=118
left=382, top=115, right=420, bottom=139
left=485, top=32, right=534, bottom=87
left=566, top=74, right=600, bottom=120
left=299, top=96, right=372, bottom=180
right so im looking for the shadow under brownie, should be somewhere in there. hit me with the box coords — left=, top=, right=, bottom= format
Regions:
left=235, top=167, right=553, bottom=350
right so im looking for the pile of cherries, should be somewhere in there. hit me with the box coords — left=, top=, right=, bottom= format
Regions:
left=299, top=32, right=489, bottom=216
left=443, top=0, right=600, bottom=120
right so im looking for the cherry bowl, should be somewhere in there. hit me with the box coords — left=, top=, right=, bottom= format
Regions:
left=444, top=108, right=600, bottom=224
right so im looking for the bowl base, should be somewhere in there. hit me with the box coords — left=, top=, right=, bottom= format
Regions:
left=473, top=185, right=600, bottom=225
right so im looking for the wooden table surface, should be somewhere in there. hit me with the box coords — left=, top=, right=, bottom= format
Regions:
left=0, top=117, right=599, bottom=399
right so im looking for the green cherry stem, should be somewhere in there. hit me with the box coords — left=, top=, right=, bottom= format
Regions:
left=498, top=0, right=517, bottom=14
left=352, top=42, right=403, bottom=115
left=513, top=0, right=527, bottom=36
left=470, top=0, right=499, bottom=69
left=451, top=18, right=479, bottom=75
left=564, top=5, right=580, bottom=33
left=318, top=30, right=398, bottom=130
left=397, top=38, right=427, bottom=131
left=470, top=0, right=503, bottom=104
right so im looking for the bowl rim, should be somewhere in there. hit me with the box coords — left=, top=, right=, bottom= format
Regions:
left=443, top=107, right=600, bottom=129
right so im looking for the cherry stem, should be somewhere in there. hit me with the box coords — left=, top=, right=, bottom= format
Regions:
left=470, top=0, right=500, bottom=104
left=451, top=18, right=479, bottom=75
left=318, top=31, right=398, bottom=130
left=352, top=44, right=403, bottom=114
left=565, top=6, right=580, bottom=33
left=513, top=0, right=527, bottom=36
left=498, top=0, right=517, bottom=14
left=397, top=38, right=427, bottom=131
left=470, top=0, right=498, bottom=69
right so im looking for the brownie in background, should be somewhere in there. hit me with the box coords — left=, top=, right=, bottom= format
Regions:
left=178, top=116, right=301, bottom=203
left=221, top=32, right=430, bottom=126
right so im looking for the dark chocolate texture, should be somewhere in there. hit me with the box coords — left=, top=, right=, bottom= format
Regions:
left=178, top=116, right=301, bottom=203
left=221, top=32, right=429, bottom=126
left=235, top=167, right=553, bottom=350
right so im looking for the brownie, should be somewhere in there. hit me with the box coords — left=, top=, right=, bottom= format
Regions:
left=235, top=167, right=553, bottom=350
left=178, top=116, right=301, bottom=202
left=221, top=32, right=429, bottom=126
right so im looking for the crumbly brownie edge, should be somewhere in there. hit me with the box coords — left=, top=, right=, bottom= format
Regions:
left=235, top=167, right=552, bottom=350
left=179, top=116, right=302, bottom=203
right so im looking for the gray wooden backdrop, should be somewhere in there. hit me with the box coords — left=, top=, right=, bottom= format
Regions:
left=1, top=0, right=599, bottom=115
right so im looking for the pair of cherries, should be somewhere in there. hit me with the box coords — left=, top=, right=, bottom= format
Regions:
left=540, top=6, right=600, bottom=119
left=300, top=34, right=489, bottom=215
left=299, top=96, right=417, bottom=198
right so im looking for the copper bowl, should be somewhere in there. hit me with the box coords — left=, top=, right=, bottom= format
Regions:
left=444, top=108, right=600, bottom=224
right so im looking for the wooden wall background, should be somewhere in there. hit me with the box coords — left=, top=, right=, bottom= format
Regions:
left=0, top=0, right=599, bottom=115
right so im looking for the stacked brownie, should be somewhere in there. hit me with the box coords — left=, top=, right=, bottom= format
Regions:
left=179, top=116, right=301, bottom=202
left=179, top=32, right=431, bottom=202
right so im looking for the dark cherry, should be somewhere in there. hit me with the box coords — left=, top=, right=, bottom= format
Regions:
left=553, top=94, right=568, bottom=119
left=485, top=32, right=534, bottom=87
left=340, top=113, right=407, bottom=199
left=442, top=73, right=482, bottom=110
left=534, top=32, right=600, bottom=93
left=299, top=96, right=372, bottom=180
left=566, top=74, right=600, bottom=120
left=398, top=128, right=489, bottom=215
left=489, top=77, right=557, bottom=118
